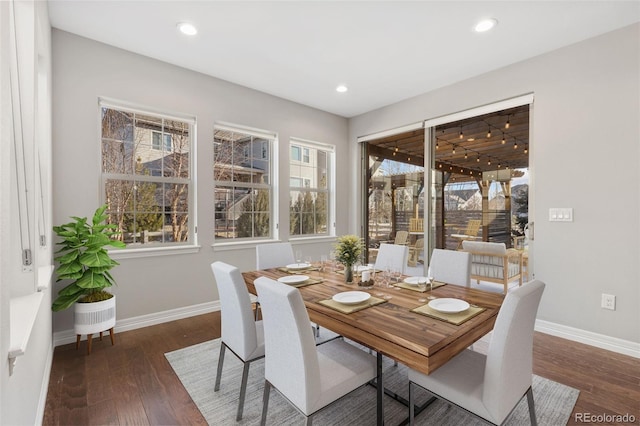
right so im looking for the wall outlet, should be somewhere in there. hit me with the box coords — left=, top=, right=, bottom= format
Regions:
left=601, top=293, right=616, bottom=310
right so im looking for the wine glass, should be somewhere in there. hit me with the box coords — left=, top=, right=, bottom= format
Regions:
left=295, top=250, right=303, bottom=265
left=427, top=276, right=436, bottom=300
left=320, top=255, right=328, bottom=273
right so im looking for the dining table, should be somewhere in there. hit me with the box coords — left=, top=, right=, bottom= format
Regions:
left=242, top=266, right=505, bottom=425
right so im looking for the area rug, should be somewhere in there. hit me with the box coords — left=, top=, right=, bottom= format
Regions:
left=166, top=339, right=579, bottom=425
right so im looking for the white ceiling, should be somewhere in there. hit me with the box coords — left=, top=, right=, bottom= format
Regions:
left=48, top=1, right=640, bottom=118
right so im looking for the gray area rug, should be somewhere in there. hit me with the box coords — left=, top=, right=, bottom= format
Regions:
left=166, top=339, right=579, bottom=425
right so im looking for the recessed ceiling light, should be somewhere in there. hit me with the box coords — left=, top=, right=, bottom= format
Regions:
left=336, top=85, right=348, bottom=93
left=177, top=22, right=198, bottom=36
left=474, top=18, right=498, bottom=33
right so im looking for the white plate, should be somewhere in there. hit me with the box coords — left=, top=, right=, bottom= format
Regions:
left=278, top=275, right=309, bottom=284
left=428, top=298, right=470, bottom=313
left=403, top=276, right=428, bottom=286
left=332, top=291, right=371, bottom=305
left=286, top=263, right=311, bottom=270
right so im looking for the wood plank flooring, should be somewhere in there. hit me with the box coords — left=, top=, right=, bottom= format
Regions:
left=43, top=312, right=639, bottom=425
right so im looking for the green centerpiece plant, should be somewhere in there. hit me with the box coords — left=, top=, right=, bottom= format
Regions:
left=334, top=234, right=363, bottom=283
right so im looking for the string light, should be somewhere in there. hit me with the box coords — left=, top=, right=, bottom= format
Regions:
left=464, top=151, right=468, bottom=159
left=514, top=139, right=518, bottom=149
left=452, top=145, right=456, bottom=154
left=487, top=126, right=492, bottom=138
left=488, top=159, right=491, bottom=166
left=459, top=127, right=464, bottom=139
left=524, top=144, right=528, bottom=154
left=477, top=155, right=480, bottom=163
left=505, top=115, right=510, bottom=129
left=435, top=140, right=439, bottom=150
left=501, top=132, right=506, bottom=144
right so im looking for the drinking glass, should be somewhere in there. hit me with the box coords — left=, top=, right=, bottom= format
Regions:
left=417, top=277, right=428, bottom=303
left=295, top=250, right=303, bottom=264
left=320, top=255, right=328, bottom=273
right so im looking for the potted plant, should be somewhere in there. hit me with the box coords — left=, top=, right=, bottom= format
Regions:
left=52, top=204, right=125, bottom=353
left=333, top=234, right=363, bottom=283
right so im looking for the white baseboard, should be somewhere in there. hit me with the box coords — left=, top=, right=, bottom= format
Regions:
left=51, top=300, right=639, bottom=360
left=535, top=319, right=640, bottom=359
left=36, top=341, right=54, bottom=426
left=53, top=300, right=221, bottom=347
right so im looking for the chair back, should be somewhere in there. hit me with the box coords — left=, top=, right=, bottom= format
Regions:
left=409, top=218, right=424, bottom=233
left=210, top=261, right=259, bottom=360
left=374, top=243, right=409, bottom=273
left=394, top=230, right=409, bottom=245
left=254, top=277, right=320, bottom=414
left=428, top=249, right=471, bottom=287
left=256, top=242, right=295, bottom=269
left=482, top=280, right=545, bottom=421
left=464, top=219, right=482, bottom=236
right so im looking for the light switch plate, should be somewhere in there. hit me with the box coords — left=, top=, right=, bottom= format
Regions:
left=549, top=208, right=573, bottom=222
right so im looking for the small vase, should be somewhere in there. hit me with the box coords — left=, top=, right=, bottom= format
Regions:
left=345, top=264, right=354, bottom=283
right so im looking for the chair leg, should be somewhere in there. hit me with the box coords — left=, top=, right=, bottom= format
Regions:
left=214, top=343, right=226, bottom=391
left=260, top=380, right=271, bottom=426
left=254, top=301, right=260, bottom=320
left=236, top=361, right=251, bottom=420
left=526, top=387, right=537, bottom=426
left=409, top=381, right=415, bottom=425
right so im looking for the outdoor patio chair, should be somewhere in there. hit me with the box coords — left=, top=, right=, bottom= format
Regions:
left=451, top=219, right=482, bottom=250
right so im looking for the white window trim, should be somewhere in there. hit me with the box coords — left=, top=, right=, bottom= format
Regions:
left=98, top=98, right=198, bottom=252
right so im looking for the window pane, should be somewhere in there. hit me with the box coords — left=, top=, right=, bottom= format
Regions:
left=289, top=140, right=333, bottom=237
left=214, top=126, right=274, bottom=242
left=101, top=103, right=194, bottom=248
left=102, top=108, right=135, bottom=174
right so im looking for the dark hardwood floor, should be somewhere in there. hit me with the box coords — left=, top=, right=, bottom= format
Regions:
left=43, top=312, right=639, bottom=425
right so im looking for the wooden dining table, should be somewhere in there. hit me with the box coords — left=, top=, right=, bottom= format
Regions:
left=242, top=267, right=505, bottom=425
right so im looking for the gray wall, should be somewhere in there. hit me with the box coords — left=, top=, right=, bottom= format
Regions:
left=51, top=30, right=349, bottom=332
left=349, top=23, right=640, bottom=344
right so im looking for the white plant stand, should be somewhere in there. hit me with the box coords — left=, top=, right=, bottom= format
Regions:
left=74, top=295, right=116, bottom=354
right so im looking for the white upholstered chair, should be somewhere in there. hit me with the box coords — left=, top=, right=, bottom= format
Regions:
left=254, top=276, right=377, bottom=425
left=374, top=243, right=409, bottom=274
left=408, top=280, right=546, bottom=425
left=256, top=242, right=296, bottom=269
left=210, top=261, right=265, bottom=421
left=427, top=248, right=471, bottom=287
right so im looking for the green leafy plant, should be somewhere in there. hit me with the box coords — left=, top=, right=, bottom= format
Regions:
left=52, top=205, right=126, bottom=312
left=333, top=234, right=363, bottom=267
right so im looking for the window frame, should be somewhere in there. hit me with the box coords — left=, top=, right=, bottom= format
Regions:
left=99, top=98, right=198, bottom=258
left=213, top=122, right=279, bottom=246
left=289, top=137, right=335, bottom=239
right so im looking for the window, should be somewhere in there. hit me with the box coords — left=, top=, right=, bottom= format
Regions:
left=289, top=138, right=334, bottom=237
left=214, top=123, right=276, bottom=241
left=290, top=144, right=310, bottom=163
left=152, top=131, right=172, bottom=151
left=291, top=145, right=301, bottom=161
left=100, top=100, right=195, bottom=247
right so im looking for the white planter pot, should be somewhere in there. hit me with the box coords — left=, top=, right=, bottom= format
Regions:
left=74, top=295, right=116, bottom=335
